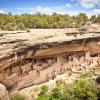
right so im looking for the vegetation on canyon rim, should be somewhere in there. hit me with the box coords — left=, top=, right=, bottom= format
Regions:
left=0, top=13, right=100, bottom=31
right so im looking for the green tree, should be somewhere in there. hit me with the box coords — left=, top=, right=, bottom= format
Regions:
left=78, top=13, right=89, bottom=25
left=90, top=15, right=97, bottom=23
left=96, top=15, right=100, bottom=23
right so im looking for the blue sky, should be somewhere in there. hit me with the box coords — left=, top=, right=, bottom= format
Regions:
left=0, top=0, right=100, bottom=16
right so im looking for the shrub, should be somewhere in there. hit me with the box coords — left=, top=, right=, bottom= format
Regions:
left=11, top=93, right=25, bottom=100
left=51, top=87, right=62, bottom=99
left=36, top=94, right=50, bottom=100
left=56, top=79, right=65, bottom=87
left=27, top=29, right=30, bottom=33
left=74, top=79, right=97, bottom=100
left=37, top=78, right=98, bottom=100
left=39, top=85, right=48, bottom=95
left=79, top=72, right=93, bottom=79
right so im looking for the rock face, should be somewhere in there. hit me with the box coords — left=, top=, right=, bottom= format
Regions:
left=0, top=28, right=100, bottom=91
left=0, top=83, right=10, bottom=100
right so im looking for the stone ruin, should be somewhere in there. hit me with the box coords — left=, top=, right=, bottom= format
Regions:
left=0, top=28, right=100, bottom=92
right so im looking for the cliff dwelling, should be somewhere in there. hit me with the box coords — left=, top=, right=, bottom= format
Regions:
left=0, top=27, right=100, bottom=91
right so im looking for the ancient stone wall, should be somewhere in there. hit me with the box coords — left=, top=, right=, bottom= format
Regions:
left=0, top=37, right=100, bottom=91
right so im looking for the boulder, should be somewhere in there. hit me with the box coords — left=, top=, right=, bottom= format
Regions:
left=0, top=83, right=10, bottom=100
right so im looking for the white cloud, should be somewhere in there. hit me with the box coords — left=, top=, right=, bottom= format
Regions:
left=93, top=9, right=100, bottom=15
left=65, top=3, right=72, bottom=8
left=0, top=10, right=7, bottom=14
left=16, top=7, right=35, bottom=11
left=73, top=0, right=100, bottom=8
left=35, top=5, right=79, bottom=15
left=16, top=6, right=55, bottom=15
left=15, top=4, right=100, bottom=16
left=81, top=2, right=95, bottom=8
left=36, top=6, right=54, bottom=14
left=15, top=4, right=78, bottom=15
left=35, top=4, right=72, bottom=15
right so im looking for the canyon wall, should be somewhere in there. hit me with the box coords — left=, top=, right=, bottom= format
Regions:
left=0, top=36, right=100, bottom=91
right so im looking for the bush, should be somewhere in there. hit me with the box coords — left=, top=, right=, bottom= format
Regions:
left=37, top=78, right=98, bottom=100
left=36, top=94, right=50, bottom=100
left=96, top=76, right=100, bottom=84
left=11, top=93, right=25, bottom=100
left=74, top=79, right=97, bottom=100
left=56, top=79, right=65, bottom=87
left=27, top=29, right=30, bottom=33
left=79, top=72, right=93, bottom=79
left=39, top=85, right=48, bottom=95
left=51, top=87, right=62, bottom=99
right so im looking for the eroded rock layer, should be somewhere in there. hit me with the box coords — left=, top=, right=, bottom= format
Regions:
left=0, top=28, right=100, bottom=91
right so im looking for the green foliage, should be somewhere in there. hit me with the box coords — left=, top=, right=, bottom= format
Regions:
left=40, top=85, right=49, bottom=95
left=90, top=15, right=97, bottom=23
left=0, top=13, right=99, bottom=31
left=97, top=89, right=100, bottom=99
left=96, top=15, right=100, bottom=23
left=17, top=23, right=26, bottom=30
left=79, top=72, right=93, bottom=79
left=37, top=78, right=98, bottom=100
left=78, top=13, right=89, bottom=25
left=52, top=87, right=62, bottom=99
left=74, top=79, right=97, bottom=100
left=11, top=93, right=25, bottom=100
left=35, top=18, right=48, bottom=28
left=56, top=80, right=65, bottom=87
left=37, top=94, right=50, bottom=100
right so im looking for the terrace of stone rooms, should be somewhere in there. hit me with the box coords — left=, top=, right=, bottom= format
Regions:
left=0, top=24, right=100, bottom=91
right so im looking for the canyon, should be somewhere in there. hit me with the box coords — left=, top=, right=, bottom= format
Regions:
left=0, top=25, right=100, bottom=92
